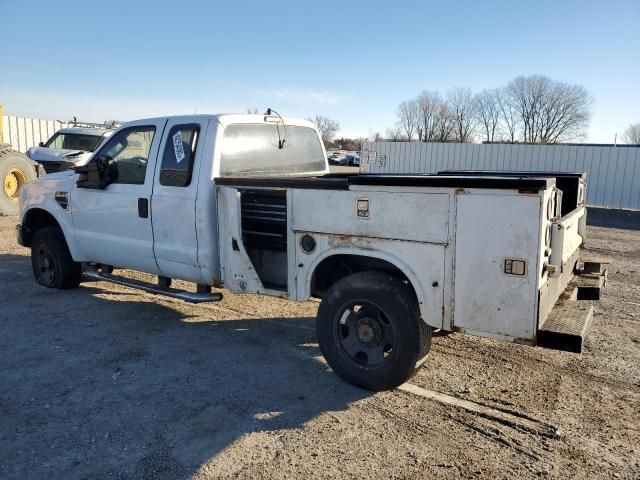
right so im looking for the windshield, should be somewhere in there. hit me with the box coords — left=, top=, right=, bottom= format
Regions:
left=219, top=124, right=326, bottom=176
left=44, top=133, right=104, bottom=152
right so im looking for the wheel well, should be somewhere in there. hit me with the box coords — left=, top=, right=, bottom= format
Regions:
left=311, top=254, right=414, bottom=299
left=21, top=209, right=61, bottom=247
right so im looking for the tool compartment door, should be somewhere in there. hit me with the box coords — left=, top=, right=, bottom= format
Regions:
left=453, top=193, right=540, bottom=341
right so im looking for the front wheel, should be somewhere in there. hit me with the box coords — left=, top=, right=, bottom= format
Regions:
left=31, top=227, right=81, bottom=289
left=316, top=271, right=431, bottom=391
left=0, top=149, right=37, bottom=215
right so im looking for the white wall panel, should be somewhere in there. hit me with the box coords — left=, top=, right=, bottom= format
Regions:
left=1, top=116, right=69, bottom=152
left=361, top=142, right=640, bottom=210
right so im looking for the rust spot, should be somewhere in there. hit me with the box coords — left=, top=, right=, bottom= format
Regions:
left=328, top=234, right=373, bottom=250
left=455, top=188, right=466, bottom=194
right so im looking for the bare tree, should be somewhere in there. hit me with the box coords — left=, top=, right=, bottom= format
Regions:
left=497, top=86, right=520, bottom=143
left=447, top=87, right=476, bottom=143
left=434, top=102, right=455, bottom=142
left=246, top=107, right=259, bottom=114
left=397, top=99, right=419, bottom=141
left=474, top=88, right=501, bottom=142
left=367, top=131, right=382, bottom=142
left=622, top=123, right=640, bottom=144
left=385, top=125, right=405, bottom=141
left=308, top=115, right=340, bottom=145
left=506, top=75, right=593, bottom=143
left=417, top=90, right=444, bottom=142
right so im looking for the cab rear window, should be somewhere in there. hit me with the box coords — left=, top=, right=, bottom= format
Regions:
left=219, top=124, right=325, bottom=176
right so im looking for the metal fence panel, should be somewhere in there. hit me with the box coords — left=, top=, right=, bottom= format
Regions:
left=361, top=142, right=640, bottom=210
left=1, top=116, right=69, bottom=152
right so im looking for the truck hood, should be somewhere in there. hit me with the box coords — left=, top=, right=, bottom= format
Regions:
left=27, top=146, right=92, bottom=164
left=19, top=169, right=76, bottom=209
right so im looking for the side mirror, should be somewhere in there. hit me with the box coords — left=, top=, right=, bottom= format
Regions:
left=74, top=155, right=114, bottom=189
left=39, top=141, right=44, bottom=147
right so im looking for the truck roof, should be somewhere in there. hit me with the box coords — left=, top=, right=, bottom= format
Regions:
left=123, top=114, right=316, bottom=129
left=57, top=127, right=114, bottom=136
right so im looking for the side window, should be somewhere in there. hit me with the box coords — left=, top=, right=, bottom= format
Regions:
left=97, top=126, right=156, bottom=185
left=159, top=124, right=200, bottom=187
left=46, top=133, right=63, bottom=149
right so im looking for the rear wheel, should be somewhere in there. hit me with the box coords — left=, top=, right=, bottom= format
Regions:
left=31, top=227, right=81, bottom=289
left=316, top=271, right=431, bottom=391
left=0, top=149, right=37, bottom=215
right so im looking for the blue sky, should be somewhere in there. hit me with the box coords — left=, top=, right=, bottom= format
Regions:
left=1, top=0, right=638, bottom=141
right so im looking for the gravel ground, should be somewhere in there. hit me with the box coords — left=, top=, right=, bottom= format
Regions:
left=0, top=211, right=639, bottom=480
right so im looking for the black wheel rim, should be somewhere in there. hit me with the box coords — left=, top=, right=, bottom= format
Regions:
left=334, top=301, right=397, bottom=367
left=35, top=243, right=56, bottom=286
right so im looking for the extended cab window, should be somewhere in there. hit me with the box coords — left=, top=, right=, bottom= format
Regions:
left=96, top=126, right=155, bottom=185
left=219, top=124, right=326, bottom=176
left=159, top=124, right=200, bottom=187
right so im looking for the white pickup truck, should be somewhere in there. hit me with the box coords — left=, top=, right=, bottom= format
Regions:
left=16, top=113, right=606, bottom=390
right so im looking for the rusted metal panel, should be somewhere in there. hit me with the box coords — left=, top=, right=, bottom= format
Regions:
left=361, top=142, right=640, bottom=210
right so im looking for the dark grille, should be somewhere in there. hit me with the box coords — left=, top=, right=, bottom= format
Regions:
left=40, top=161, right=66, bottom=174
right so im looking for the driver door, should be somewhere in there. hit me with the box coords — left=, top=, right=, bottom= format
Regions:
left=70, top=118, right=167, bottom=274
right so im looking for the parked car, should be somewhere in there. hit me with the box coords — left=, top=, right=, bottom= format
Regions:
left=26, top=122, right=118, bottom=174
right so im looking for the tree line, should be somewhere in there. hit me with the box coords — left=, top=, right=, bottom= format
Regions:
left=289, top=75, right=640, bottom=147
left=389, top=75, right=596, bottom=144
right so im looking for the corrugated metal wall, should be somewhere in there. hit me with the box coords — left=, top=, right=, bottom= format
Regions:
left=1, top=116, right=69, bottom=152
left=361, top=142, right=640, bottom=210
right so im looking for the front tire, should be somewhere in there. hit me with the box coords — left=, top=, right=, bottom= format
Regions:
left=31, top=227, right=81, bottom=289
left=0, top=149, right=37, bottom=215
left=316, top=271, right=431, bottom=391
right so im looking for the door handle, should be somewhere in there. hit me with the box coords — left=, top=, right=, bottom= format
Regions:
left=138, top=198, right=149, bottom=218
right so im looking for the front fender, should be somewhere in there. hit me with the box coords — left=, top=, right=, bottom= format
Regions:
left=19, top=174, right=80, bottom=259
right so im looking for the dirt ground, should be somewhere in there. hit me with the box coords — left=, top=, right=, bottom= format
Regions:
left=0, top=210, right=639, bottom=480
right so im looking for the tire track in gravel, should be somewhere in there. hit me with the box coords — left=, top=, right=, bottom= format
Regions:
left=398, top=383, right=559, bottom=439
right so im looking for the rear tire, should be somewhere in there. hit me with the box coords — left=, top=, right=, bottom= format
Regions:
left=0, top=148, right=36, bottom=215
left=31, top=227, right=81, bottom=289
left=316, top=271, right=431, bottom=391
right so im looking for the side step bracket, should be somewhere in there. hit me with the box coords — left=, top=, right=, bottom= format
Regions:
left=85, top=271, right=222, bottom=304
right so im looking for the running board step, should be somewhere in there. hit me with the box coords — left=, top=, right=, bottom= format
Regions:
left=538, top=301, right=593, bottom=353
left=85, top=271, right=222, bottom=303
left=578, top=257, right=610, bottom=274
left=575, top=270, right=607, bottom=300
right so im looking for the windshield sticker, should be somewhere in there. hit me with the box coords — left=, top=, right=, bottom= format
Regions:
left=172, top=131, right=186, bottom=163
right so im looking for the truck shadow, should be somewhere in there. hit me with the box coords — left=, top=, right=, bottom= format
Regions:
left=587, top=207, right=640, bottom=231
left=0, top=254, right=372, bottom=479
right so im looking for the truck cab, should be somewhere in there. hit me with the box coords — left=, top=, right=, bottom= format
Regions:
left=16, top=113, right=606, bottom=391
left=18, top=114, right=328, bottom=289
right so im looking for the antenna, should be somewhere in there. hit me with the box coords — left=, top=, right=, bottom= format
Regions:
left=264, top=107, right=287, bottom=149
